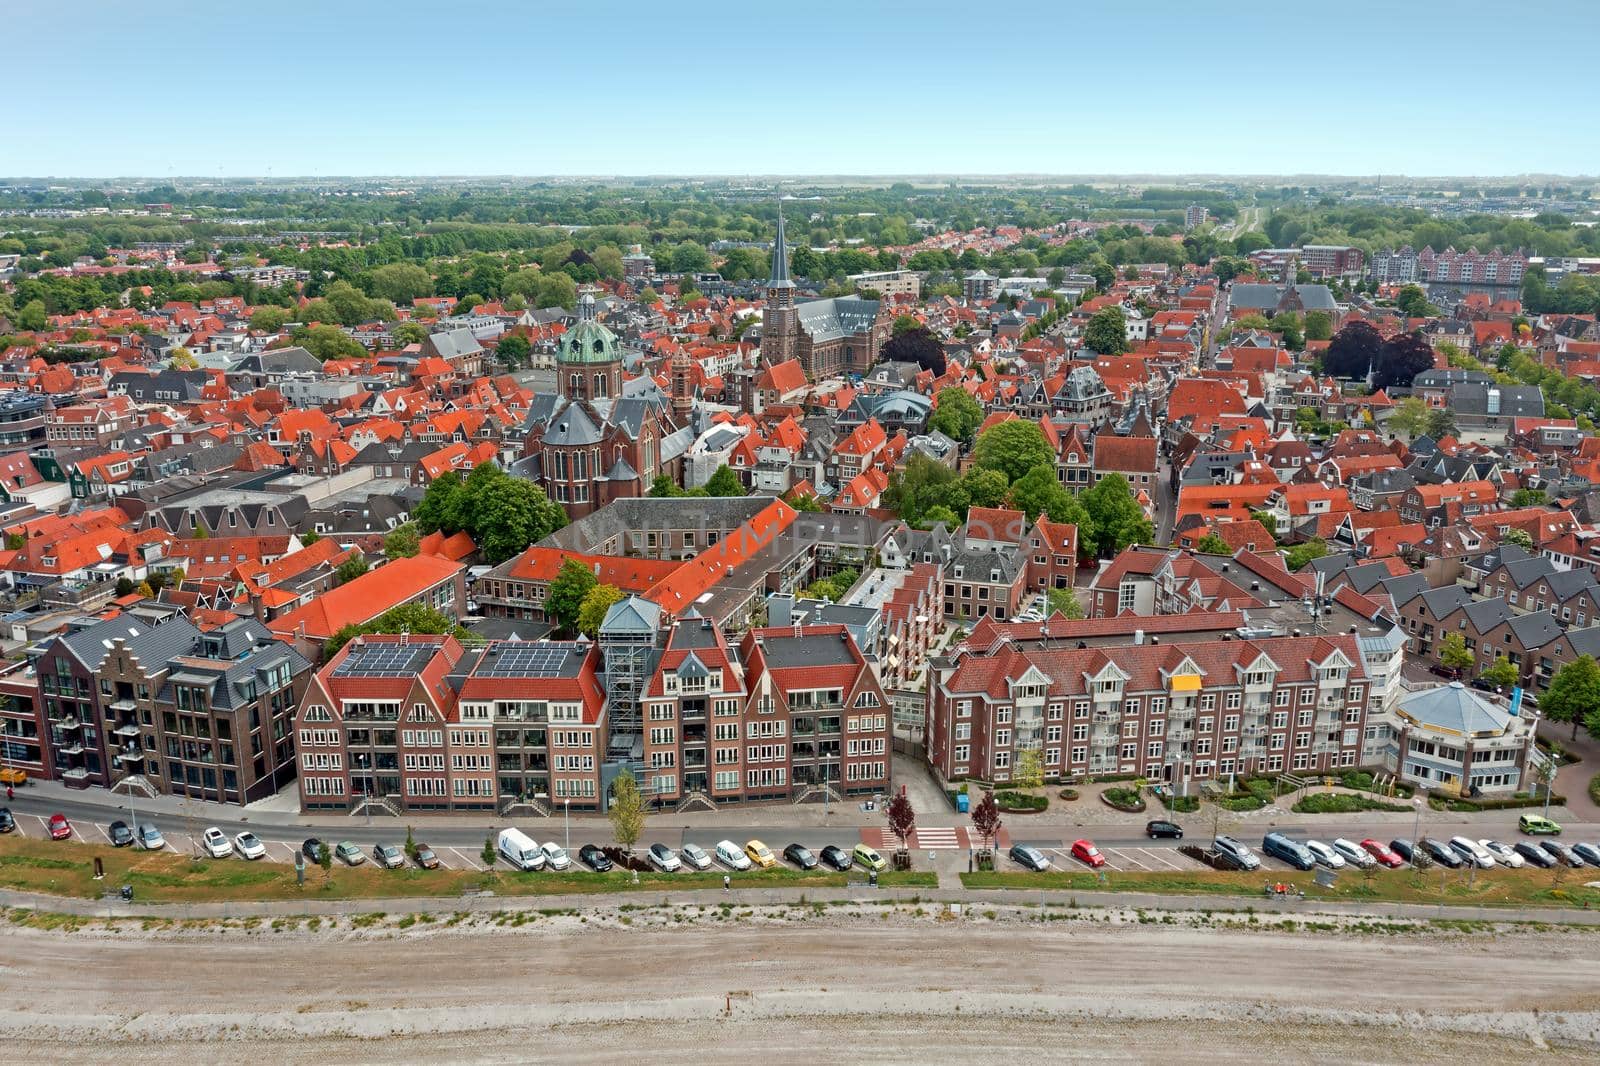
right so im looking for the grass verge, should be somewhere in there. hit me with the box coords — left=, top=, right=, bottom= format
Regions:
left=959, top=866, right=1600, bottom=909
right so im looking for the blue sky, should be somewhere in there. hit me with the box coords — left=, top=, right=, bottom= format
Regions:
left=11, top=0, right=1599, bottom=178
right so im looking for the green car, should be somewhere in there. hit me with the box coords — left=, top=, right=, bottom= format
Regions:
left=335, top=840, right=367, bottom=865
left=1518, top=814, right=1562, bottom=835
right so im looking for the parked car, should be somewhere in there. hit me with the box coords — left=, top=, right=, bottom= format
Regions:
left=372, top=843, right=404, bottom=869
left=234, top=832, right=266, bottom=860
left=302, top=838, right=324, bottom=863
left=1145, top=819, right=1183, bottom=839
left=1448, top=836, right=1495, bottom=869
left=0, top=808, right=14, bottom=834
left=109, top=820, right=136, bottom=848
left=1388, top=838, right=1419, bottom=865
left=136, top=824, right=165, bottom=851
left=0, top=767, right=26, bottom=787
left=716, top=839, right=752, bottom=871
left=335, top=841, right=365, bottom=866
left=1070, top=839, right=1107, bottom=869
left=1478, top=839, right=1524, bottom=868
left=414, top=844, right=440, bottom=870
left=1304, top=840, right=1345, bottom=870
left=1212, top=835, right=1260, bottom=871
left=1361, top=839, right=1404, bottom=868
left=1261, top=832, right=1315, bottom=871
left=1419, top=838, right=1463, bottom=868
left=745, top=840, right=777, bottom=870
left=647, top=843, right=682, bottom=872
left=783, top=843, right=818, bottom=870
left=852, top=843, right=887, bottom=872
left=1541, top=840, right=1585, bottom=867
left=1519, top=814, right=1562, bottom=835
left=47, top=813, right=71, bottom=839
left=578, top=844, right=612, bottom=872
left=1332, top=838, right=1375, bottom=869
left=496, top=828, right=546, bottom=872
left=1010, top=843, right=1051, bottom=871
left=1513, top=841, right=1555, bottom=867
left=1572, top=842, right=1600, bottom=867
left=680, top=843, right=712, bottom=871
left=820, top=845, right=853, bottom=871
left=539, top=842, right=572, bottom=871
left=201, top=826, right=231, bottom=858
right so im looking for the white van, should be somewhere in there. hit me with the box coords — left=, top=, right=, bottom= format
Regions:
left=497, top=828, right=546, bottom=871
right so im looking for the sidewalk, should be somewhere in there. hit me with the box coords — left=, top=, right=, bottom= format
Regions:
left=1539, top=718, right=1599, bottom=823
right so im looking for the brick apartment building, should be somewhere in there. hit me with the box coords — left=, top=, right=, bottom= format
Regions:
left=927, top=630, right=1373, bottom=787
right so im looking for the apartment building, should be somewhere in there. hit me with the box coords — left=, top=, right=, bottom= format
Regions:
left=928, top=630, right=1374, bottom=787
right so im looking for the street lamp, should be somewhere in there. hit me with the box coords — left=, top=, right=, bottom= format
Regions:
left=1411, top=793, right=1425, bottom=843
left=564, top=798, right=571, bottom=851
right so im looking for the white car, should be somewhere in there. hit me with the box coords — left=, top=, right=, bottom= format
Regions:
left=647, top=843, right=682, bottom=872
left=1449, top=836, right=1496, bottom=869
left=233, top=831, right=266, bottom=860
left=1331, top=838, right=1375, bottom=869
left=680, top=843, right=713, bottom=870
left=201, top=826, right=232, bottom=858
left=1479, top=839, right=1525, bottom=868
left=1304, top=840, right=1345, bottom=870
left=715, top=839, right=752, bottom=871
left=538, top=841, right=571, bottom=871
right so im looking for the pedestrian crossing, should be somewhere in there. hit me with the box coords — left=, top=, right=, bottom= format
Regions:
left=859, top=826, right=977, bottom=850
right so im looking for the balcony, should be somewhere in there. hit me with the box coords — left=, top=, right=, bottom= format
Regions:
left=1167, top=728, right=1193, bottom=744
left=1313, top=742, right=1341, bottom=755
left=109, top=698, right=137, bottom=713
left=1245, top=724, right=1268, bottom=738
left=114, top=749, right=144, bottom=766
left=57, top=715, right=82, bottom=731
left=114, top=722, right=141, bottom=738
left=58, top=741, right=84, bottom=756
left=1092, top=710, right=1116, bottom=723
left=1168, top=708, right=1196, bottom=725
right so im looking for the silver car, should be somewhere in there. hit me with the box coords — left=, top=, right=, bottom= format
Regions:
left=1304, top=840, right=1345, bottom=870
left=1449, top=836, right=1496, bottom=869
left=1331, top=838, right=1375, bottom=869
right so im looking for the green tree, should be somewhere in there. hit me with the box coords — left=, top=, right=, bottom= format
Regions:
left=1438, top=632, right=1474, bottom=677
left=465, top=468, right=567, bottom=564
left=1195, top=532, right=1233, bottom=555
left=1424, top=407, right=1457, bottom=439
left=647, top=473, right=682, bottom=498
left=15, top=300, right=47, bottom=332
left=973, top=420, right=1054, bottom=484
left=292, top=324, right=366, bottom=361
left=495, top=333, right=530, bottom=368
left=383, top=523, right=420, bottom=559
left=960, top=467, right=1010, bottom=510
left=1387, top=396, right=1429, bottom=438
left=1542, top=654, right=1600, bottom=740
left=249, top=306, right=292, bottom=332
left=1079, top=473, right=1153, bottom=557
left=1395, top=284, right=1440, bottom=318
left=1304, top=310, right=1333, bottom=342
left=607, top=772, right=646, bottom=862
left=919, top=504, right=960, bottom=529
left=481, top=832, right=497, bottom=870
left=1283, top=538, right=1329, bottom=571
left=323, top=603, right=469, bottom=659
left=365, top=262, right=434, bottom=304
left=547, top=558, right=598, bottom=635
left=535, top=272, right=577, bottom=310
left=335, top=556, right=370, bottom=585
left=391, top=321, right=428, bottom=347
left=1014, top=746, right=1045, bottom=790
left=1501, top=527, right=1534, bottom=549
left=318, top=841, right=332, bottom=882
left=1007, top=463, right=1077, bottom=527
left=415, top=470, right=467, bottom=534
left=577, top=583, right=623, bottom=638
left=1084, top=305, right=1129, bottom=354
left=927, top=386, right=982, bottom=443
left=703, top=465, right=746, bottom=497
left=638, top=286, right=660, bottom=305
left=1480, top=656, right=1519, bottom=691
left=1046, top=586, right=1084, bottom=619
left=1510, top=488, right=1547, bottom=508
left=892, top=314, right=923, bottom=336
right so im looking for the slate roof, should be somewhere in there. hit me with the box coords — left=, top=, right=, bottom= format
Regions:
left=1395, top=682, right=1515, bottom=737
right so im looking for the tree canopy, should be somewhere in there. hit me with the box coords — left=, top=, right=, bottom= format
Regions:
left=880, top=325, right=946, bottom=375
left=1084, top=306, right=1129, bottom=355
left=973, top=420, right=1054, bottom=484
left=413, top=463, right=565, bottom=564
left=927, top=386, right=982, bottom=444
left=324, top=603, right=469, bottom=660
left=577, top=583, right=624, bottom=638
left=1078, top=473, right=1152, bottom=557
left=546, top=559, right=598, bottom=636
left=1542, top=654, right=1600, bottom=740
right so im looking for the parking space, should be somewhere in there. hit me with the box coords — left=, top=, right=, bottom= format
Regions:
left=443, top=847, right=485, bottom=872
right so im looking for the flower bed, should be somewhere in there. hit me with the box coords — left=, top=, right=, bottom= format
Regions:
left=1102, top=786, right=1146, bottom=813
left=995, top=790, right=1047, bottom=812
left=1057, top=788, right=1079, bottom=802
left=1293, top=792, right=1410, bottom=814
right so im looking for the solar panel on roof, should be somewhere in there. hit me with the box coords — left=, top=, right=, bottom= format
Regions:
left=478, top=642, right=579, bottom=677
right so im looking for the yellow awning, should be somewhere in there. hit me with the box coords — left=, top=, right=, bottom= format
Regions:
left=1170, top=674, right=1201, bottom=692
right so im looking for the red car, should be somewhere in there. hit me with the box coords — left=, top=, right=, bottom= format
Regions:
left=1071, top=838, right=1106, bottom=868
left=47, top=813, right=72, bottom=840
left=1360, top=838, right=1403, bottom=868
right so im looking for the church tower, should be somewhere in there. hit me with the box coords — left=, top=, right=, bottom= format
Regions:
left=761, top=203, right=797, bottom=366
left=556, top=292, right=623, bottom=403
left=669, top=346, right=694, bottom=424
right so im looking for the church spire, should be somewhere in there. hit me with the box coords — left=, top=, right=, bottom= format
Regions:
left=769, top=202, right=794, bottom=290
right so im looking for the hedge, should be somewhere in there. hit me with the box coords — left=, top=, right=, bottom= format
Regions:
left=1430, top=792, right=1566, bottom=813
left=1214, top=794, right=1265, bottom=812
left=1293, top=792, right=1410, bottom=814
left=1161, top=794, right=1199, bottom=813
left=1591, top=773, right=1600, bottom=807
left=995, top=790, right=1047, bottom=812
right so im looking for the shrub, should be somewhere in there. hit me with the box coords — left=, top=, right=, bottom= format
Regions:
left=1215, top=794, right=1265, bottom=812
left=1339, top=771, right=1375, bottom=791
left=1591, top=773, right=1600, bottom=807
left=1057, top=788, right=1079, bottom=802
left=1103, top=787, right=1146, bottom=812
left=1161, top=794, right=1199, bottom=813
left=995, top=790, right=1047, bottom=811
left=1293, top=792, right=1409, bottom=814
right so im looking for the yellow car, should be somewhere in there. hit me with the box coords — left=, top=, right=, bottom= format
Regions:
left=852, top=843, right=888, bottom=872
left=744, top=839, right=777, bottom=869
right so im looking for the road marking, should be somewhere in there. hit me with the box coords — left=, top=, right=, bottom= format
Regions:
left=912, top=827, right=961, bottom=850
left=93, top=822, right=113, bottom=844
left=268, top=842, right=299, bottom=865
left=447, top=847, right=483, bottom=871
left=1137, top=847, right=1185, bottom=871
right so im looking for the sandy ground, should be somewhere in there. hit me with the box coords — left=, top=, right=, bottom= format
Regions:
left=3, top=904, right=1599, bottom=1063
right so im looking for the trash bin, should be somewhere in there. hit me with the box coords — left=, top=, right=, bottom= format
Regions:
left=120, top=884, right=133, bottom=902
left=956, top=792, right=970, bottom=813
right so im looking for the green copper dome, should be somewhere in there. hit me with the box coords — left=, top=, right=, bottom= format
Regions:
left=558, top=293, right=620, bottom=365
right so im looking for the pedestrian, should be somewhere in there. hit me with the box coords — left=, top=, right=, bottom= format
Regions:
left=5, top=784, right=12, bottom=801
left=723, top=874, right=730, bottom=891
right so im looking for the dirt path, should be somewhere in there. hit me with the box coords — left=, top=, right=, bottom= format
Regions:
left=3, top=909, right=1599, bottom=1062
